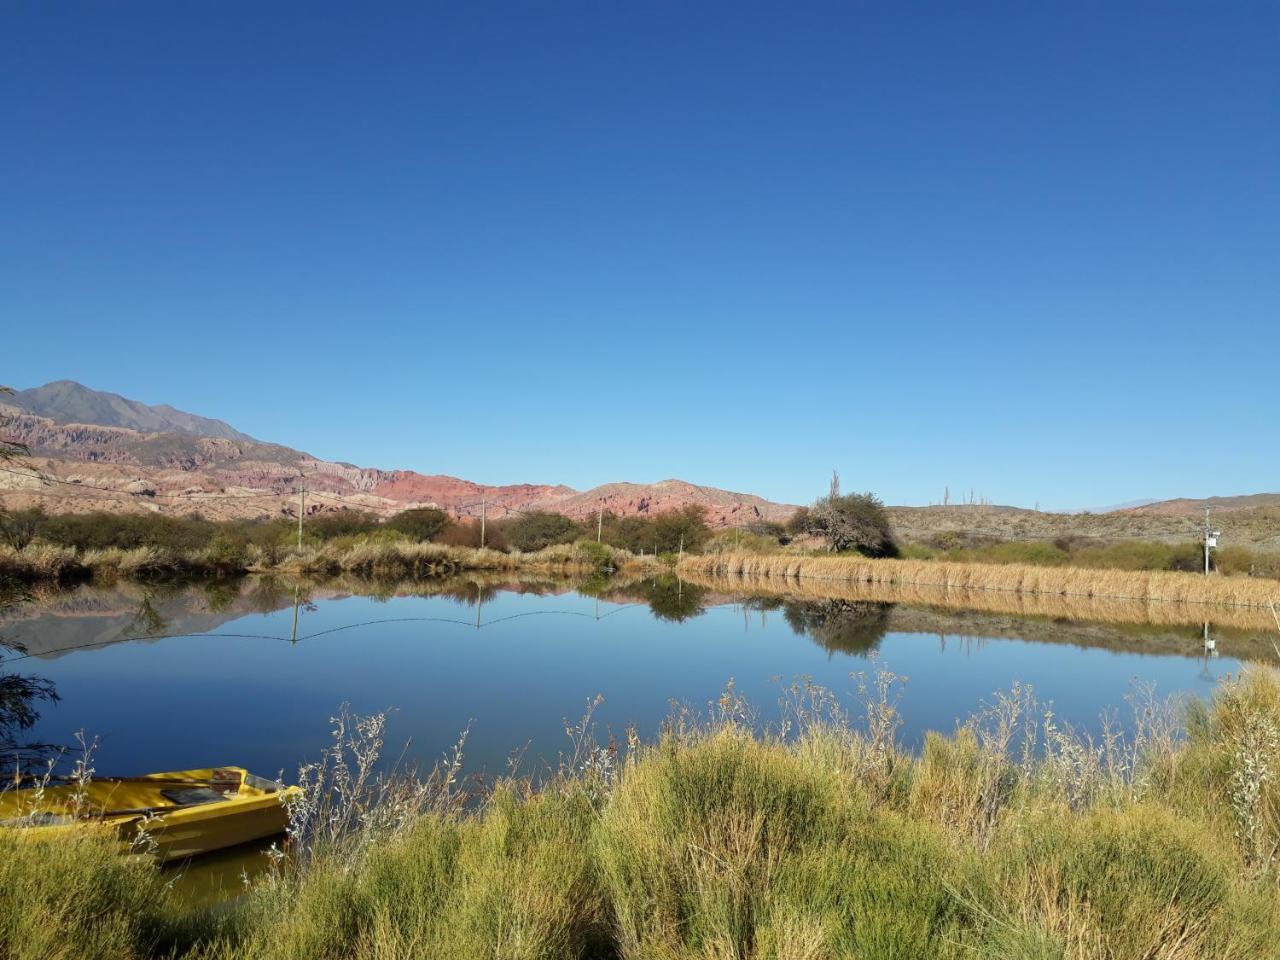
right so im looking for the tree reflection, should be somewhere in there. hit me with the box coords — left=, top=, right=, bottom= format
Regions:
left=781, top=599, right=894, bottom=655
left=0, top=582, right=59, bottom=768
left=637, top=576, right=708, bottom=623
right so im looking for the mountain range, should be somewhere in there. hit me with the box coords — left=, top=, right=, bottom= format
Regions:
left=1, top=380, right=1277, bottom=533
left=0, top=380, right=796, bottom=525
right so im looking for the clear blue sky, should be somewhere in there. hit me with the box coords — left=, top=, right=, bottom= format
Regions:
left=5, top=2, right=1277, bottom=509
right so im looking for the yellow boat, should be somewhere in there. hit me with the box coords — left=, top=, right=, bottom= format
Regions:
left=0, top=767, right=299, bottom=863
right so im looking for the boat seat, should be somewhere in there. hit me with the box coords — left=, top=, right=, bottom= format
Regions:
left=160, top=787, right=231, bottom=807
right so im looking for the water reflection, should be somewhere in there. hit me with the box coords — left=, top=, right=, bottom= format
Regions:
left=0, top=583, right=60, bottom=767
left=780, top=599, right=895, bottom=655
left=628, top=576, right=708, bottom=622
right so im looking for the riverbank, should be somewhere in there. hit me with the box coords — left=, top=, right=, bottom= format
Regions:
left=4, top=538, right=1278, bottom=621
left=0, top=540, right=654, bottom=585
left=6, top=668, right=1280, bottom=960
left=681, top=551, right=1280, bottom=611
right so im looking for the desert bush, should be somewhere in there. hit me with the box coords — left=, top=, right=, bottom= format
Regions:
left=597, top=506, right=712, bottom=555
left=964, top=541, right=1069, bottom=566
left=501, top=511, right=582, bottom=552
left=703, top=529, right=781, bottom=554
left=302, top=510, right=380, bottom=542
left=434, top=519, right=508, bottom=551
left=385, top=507, right=449, bottom=543
left=0, top=507, right=44, bottom=550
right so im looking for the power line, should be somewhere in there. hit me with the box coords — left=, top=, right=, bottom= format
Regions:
left=2, top=603, right=647, bottom=663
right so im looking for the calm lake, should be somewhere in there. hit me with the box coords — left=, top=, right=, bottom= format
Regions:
left=3, top=575, right=1261, bottom=782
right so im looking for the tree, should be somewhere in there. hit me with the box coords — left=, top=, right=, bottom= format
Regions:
left=785, top=506, right=812, bottom=536
left=386, top=507, right=449, bottom=542
left=651, top=505, right=711, bottom=554
left=501, top=511, right=580, bottom=552
left=0, top=507, right=43, bottom=550
left=806, top=478, right=898, bottom=557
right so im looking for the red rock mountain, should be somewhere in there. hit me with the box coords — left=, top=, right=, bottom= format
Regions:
left=0, top=382, right=796, bottom=526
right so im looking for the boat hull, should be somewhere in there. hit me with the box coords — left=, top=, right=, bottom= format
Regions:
left=0, top=767, right=297, bottom=863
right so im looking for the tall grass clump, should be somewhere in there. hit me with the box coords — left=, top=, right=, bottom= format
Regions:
left=596, top=725, right=974, bottom=958
left=0, top=828, right=181, bottom=960
left=0, top=543, right=84, bottom=581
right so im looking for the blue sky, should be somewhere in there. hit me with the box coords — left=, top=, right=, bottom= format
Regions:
left=4, top=2, right=1277, bottom=509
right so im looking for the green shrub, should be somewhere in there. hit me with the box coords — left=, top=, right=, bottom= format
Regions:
left=303, top=510, right=380, bottom=541
left=572, top=539, right=615, bottom=573
left=501, top=511, right=581, bottom=552
left=597, top=506, right=712, bottom=555
left=967, top=542, right=1069, bottom=566
left=385, top=507, right=449, bottom=543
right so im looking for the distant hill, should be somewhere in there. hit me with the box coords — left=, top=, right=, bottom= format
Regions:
left=8, top=380, right=257, bottom=443
left=1117, top=494, right=1280, bottom=517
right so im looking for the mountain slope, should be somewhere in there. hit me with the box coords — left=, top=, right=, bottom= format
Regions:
left=9, top=380, right=256, bottom=443
left=1118, top=494, right=1280, bottom=517
left=0, top=382, right=795, bottom=526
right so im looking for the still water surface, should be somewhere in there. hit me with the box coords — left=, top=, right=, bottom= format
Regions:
left=4, top=576, right=1251, bottom=781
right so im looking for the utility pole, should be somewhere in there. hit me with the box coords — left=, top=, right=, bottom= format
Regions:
left=1203, top=507, right=1220, bottom=576
left=597, top=506, right=603, bottom=543
left=297, top=487, right=306, bottom=550
left=480, top=499, right=486, bottom=549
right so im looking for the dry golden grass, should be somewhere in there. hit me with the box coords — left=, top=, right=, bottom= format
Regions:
left=680, top=553, right=1280, bottom=614
left=0, top=543, right=82, bottom=581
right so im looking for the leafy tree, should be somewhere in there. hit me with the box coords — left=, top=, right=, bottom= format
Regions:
left=805, top=473, right=898, bottom=557
left=386, top=507, right=449, bottom=542
left=651, top=506, right=712, bottom=554
left=785, top=506, right=812, bottom=536
left=501, top=511, right=581, bottom=552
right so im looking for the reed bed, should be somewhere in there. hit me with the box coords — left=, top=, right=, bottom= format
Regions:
left=0, top=543, right=82, bottom=581
left=678, top=569, right=1280, bottom=634
left=273, top=540, right=635, bottom=580
left=682, top=552, right=1280, bottom=611
left=0, top=539, right=649, bottom=584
